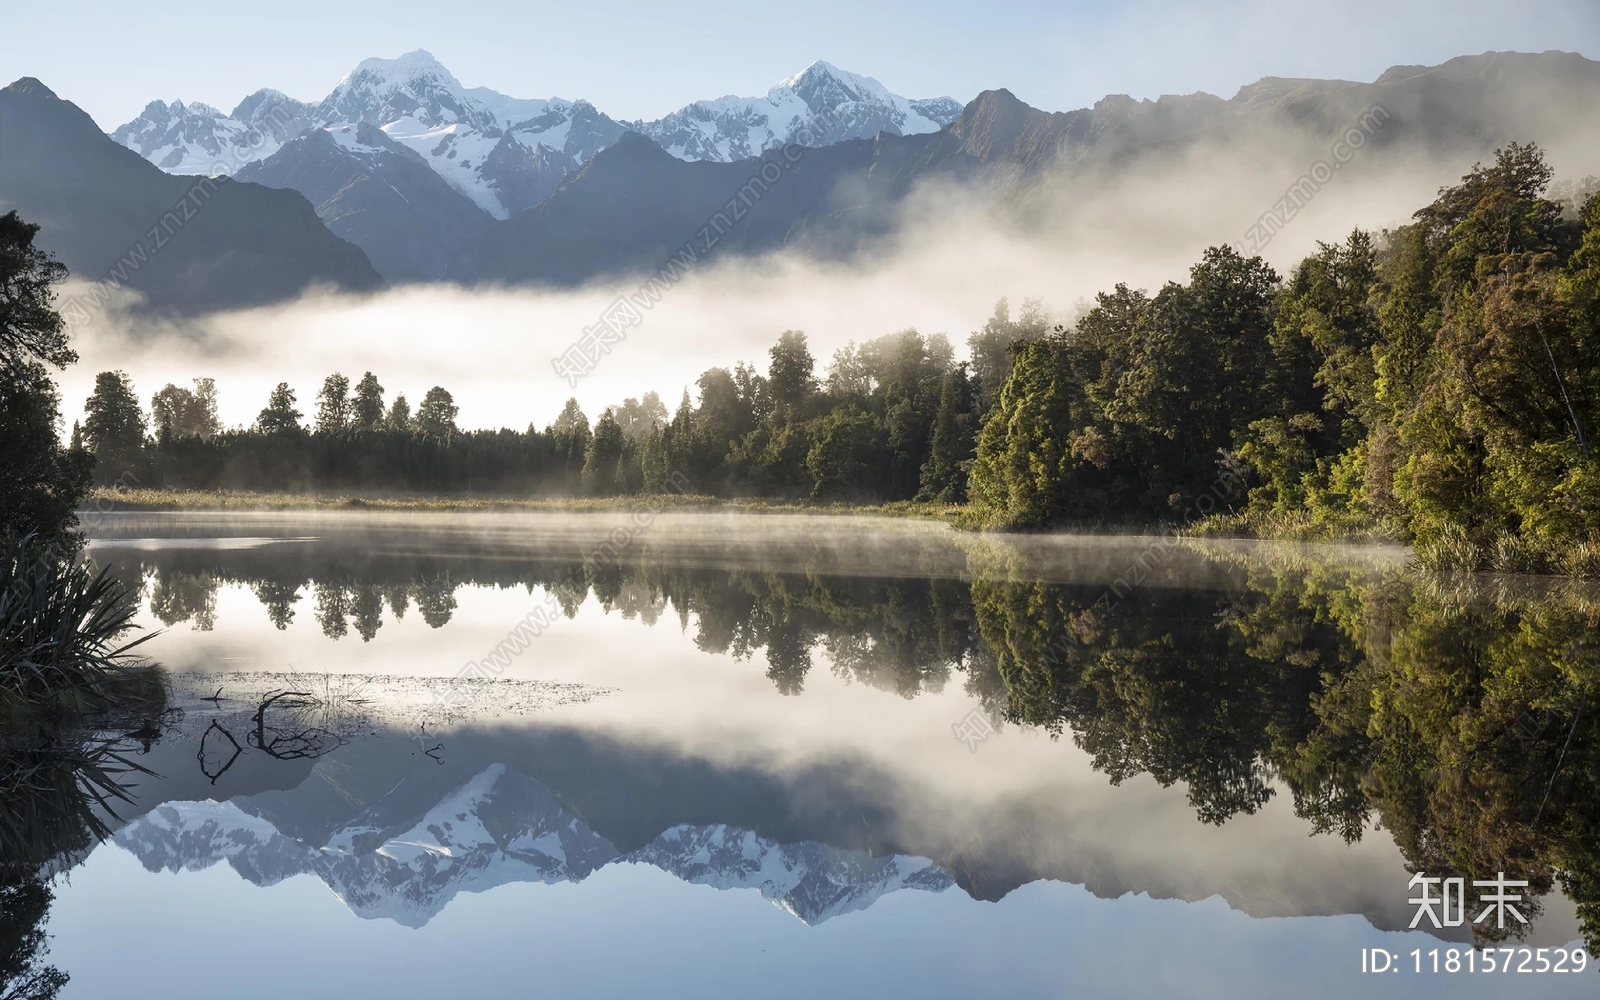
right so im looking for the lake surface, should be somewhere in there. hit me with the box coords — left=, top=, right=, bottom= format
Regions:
left=18, top=511, right=1600, bottom=998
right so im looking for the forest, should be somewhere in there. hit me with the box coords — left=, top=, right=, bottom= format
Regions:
left=21, top=142, right=1600, bottom=576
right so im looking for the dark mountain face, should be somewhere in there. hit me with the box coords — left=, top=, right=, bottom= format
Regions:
left=477, top=134, right=574, bottom=217
left=236, top=122, right=494, bottom=283
left=0, top=78, right=384, bottom=315
left=444, top=129, right=980, bottom=286
left=445, top=51, right=1600, bottom=289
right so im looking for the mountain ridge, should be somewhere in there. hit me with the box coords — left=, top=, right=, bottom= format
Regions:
left=0, top=77, right=384, bottom=314
left=445, top=48, right=1600, bottom=287
left=109, top=51, right=961, bottom=222
left=235, top=121, right=493, bottom=283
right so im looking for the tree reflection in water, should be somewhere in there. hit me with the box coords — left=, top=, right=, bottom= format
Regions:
left=99, top=536, right=1600, bottom=950
left=0, top=729, right=162, bottom=1000
left=972, top=544, right=1600, bottom=952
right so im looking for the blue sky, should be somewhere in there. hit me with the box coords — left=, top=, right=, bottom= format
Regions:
left=3, top=0, right=1597, bottom=131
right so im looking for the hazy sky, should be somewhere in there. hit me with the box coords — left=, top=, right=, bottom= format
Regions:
left=4, top=0, right=1596, bottom=130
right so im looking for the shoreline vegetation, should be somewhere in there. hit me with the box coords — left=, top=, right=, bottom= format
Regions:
left=80, top=486, right=968, bottom=521
left=80, top=487, right=1406, bottom=554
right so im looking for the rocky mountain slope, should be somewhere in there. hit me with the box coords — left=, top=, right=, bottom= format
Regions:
left=631, top=59, right=960, bottom=161
left=106, top=53, right=958, bottom=281
left=235, top=122, right=493, bottom=284
left=110, top=52, right=958, bottom=220
left=0, top=78, right=383, bottom=315
left=445, top=50, right=1600, bottom=287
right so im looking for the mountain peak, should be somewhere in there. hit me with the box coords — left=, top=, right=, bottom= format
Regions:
left=345, top=49, right=461, bottom=89
left=774, top=59, right=895, bottom=107
left=947, top=89, right=1051, bottom=164
left=604, top=130, right=677, bottom=164
left=4, top=77, right=59, bottom=100
left=104, top=55, right=958, bottom=228
left=777, top=59, right=844, bottom=89
left=320, top=49, right=490, bottom=133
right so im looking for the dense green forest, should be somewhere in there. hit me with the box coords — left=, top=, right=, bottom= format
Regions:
left=49, top=144, right=1600, bottom=575
left=968, top=143, right=1600, bottom=575
left=76, top=311, right=1034, bottom=502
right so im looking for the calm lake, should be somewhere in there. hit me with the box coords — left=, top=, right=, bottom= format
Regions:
left=29, top=511, right=1600, bottom=997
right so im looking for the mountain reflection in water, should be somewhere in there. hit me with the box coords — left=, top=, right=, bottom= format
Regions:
left=6, top=511, right=1595, bottom=998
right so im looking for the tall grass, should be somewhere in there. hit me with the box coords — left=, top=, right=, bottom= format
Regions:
left=1, top=535, right=168, bottom=898
left=0, top=534, right=160, bottom=718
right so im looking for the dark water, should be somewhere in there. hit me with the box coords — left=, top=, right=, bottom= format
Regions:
left=12, top=511, right=1600, bottom=998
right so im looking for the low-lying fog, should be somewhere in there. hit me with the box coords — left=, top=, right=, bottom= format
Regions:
left=56, top=134, right=1597, bottom=433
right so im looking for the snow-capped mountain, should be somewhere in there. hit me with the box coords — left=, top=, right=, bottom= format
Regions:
left=234, top=120, right=493, bottom=283
left=633, top=60, right=961, bottom=162
left=113, top=763, right=954, bottom=927
left=109, top=52, right=960, bottom=221
left=110, top=89, right=313, bottom=174
left=109, top=51, right=622, bottom=222
left=306, top=52, right=629, bottom=219
left=315, top=50, right=501, bottom=134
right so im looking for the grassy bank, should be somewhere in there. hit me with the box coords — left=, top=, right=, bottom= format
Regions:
left=82, top=487, right=967, bottom=522
left=1187, top=510, right=1393, bottom=544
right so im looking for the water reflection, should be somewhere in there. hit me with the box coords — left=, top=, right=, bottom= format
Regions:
left=115, top=760, right=955, bottom=928
left=27, top=512, right=1597, bottom=988
left=973, top=544, right=1600, bottom=949
left=0, top=726, right=166, bottom=1000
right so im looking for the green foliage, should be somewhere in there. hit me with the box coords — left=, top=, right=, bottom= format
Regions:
left=970, top=248, right=1279, bottom=527
left=414, top=387, right=459, bottom=439
left=256, top=382, right=303, bottom=434
left=384, top=393, right=410, bottom=432
left=86, top=148, right=1600, bottom=574
left=0, top=873, right=69, bottom=1000
left=967, top=297, right=1048, bottom=413
left=314, top=373, right=352, bottom=433
left=806, top=406, right=881, bottom=500
left=0, top=534, right=158, bottom=712
left=0, top=213, right=73, bottom=373
left=968, top=337, right=1075, bottom=527
left=609, top=392, right=667, bottom=446
left=582, top=410, right=626, bottom=495
left=352, top=372, right=385, bottom=430
left=1376, top=143, right=1598, bottom=570
left=150, top=378, right=219, bottom=442
left=81, top=371, right=146, bottom=473
left=548, top=397, right=591, bottom=490
left=0, top=212, right=91, bottom=551
left=767, top=330, right=816, bottom=417
left=966, top=545, right=1600, bottom=948
left=916, top=364, right=976, bottom=503
left=963, top=144, right=1600, bottom=573
left=0, top=366, right=91, bottom=551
